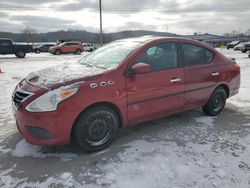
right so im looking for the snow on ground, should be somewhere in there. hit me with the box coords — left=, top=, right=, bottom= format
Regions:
left=0, top=49, right=250, bottom=187
left=11, top=139, right=77, bottom=161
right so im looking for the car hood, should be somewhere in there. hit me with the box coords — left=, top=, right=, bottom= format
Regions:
left=25, top=62, right=105, bottom=88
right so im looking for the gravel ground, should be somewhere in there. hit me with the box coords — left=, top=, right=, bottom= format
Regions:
left=0, top=49, right=250, bottom=188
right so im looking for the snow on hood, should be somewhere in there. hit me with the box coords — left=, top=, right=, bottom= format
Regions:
left=25, top=62, right=105, bottom=88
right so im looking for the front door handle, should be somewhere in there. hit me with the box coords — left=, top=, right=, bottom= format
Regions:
left=170, top=78, right=181, bottom=83
left=211, top=72, right=220, bottom=76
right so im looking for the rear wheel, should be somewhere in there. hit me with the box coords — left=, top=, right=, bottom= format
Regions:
left=75, top=49, right=81, bottom=55
left=202, top=87, right=227, bottom=116
left=35, top=49, right=40, bottom=54
left=15, top=50, right=26, bottom=58
left=55, top=49, right=61, bottom=55
left=73, top=106, right=119, bottom=152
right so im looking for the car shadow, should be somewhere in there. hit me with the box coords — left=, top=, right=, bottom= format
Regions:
left=0, top=56, right=20, bottom=60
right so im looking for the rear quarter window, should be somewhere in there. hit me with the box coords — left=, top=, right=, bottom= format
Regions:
left=204, top=48, right=214, bottom=63
left=182, top=43, right=214, bottom=66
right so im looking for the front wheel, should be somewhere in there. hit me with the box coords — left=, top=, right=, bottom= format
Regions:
left=55, top=49, right=61, bottom=55
left=73, top=106, right=119, bottom=152
left=15, top=50, right=26, bottom=58
left=202, top=87, right=227, bottom=116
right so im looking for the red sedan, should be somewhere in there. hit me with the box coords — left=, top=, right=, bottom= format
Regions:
left=12, top=36, right=240, bottom=152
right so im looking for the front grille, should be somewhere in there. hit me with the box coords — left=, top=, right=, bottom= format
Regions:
left=12, top=88, right=33, bottom=107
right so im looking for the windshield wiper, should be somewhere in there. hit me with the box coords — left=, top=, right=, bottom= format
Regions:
left=83, top=62, right=94, bottom=68
left=82, top=62, right=106, bottom=70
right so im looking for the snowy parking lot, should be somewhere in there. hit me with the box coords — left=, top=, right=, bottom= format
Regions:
left=0, top=49, right=250, bottom=187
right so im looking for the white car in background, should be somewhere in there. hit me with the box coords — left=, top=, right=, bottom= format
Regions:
left=241, top=42, right=250, bottom=53
left=234, top=42, right=246, bottom=51
left=82, top=43, right=95, bottom=52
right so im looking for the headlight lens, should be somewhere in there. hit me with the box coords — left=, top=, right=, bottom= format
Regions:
left=25, top=86, right=79, bottom=112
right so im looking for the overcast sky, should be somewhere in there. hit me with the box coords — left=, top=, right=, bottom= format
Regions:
left=0, top=0, right=250, bottom=35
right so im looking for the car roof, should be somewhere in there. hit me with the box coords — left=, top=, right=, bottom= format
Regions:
left=41, top=43, right=55, bottom=45
left=230, top=41, right=239, bottom=43
left=116, top=36, right=199, bottom=44
left=116, top=36, right=163, bottom=43
left=62, top=41, right=81, bottom=44
left=114, top=36, right=215, bottom=52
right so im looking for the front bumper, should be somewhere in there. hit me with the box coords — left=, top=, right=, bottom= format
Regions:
left=12, top=101, right=78, bottom=145
left=49, top=48, right=56, bottom=54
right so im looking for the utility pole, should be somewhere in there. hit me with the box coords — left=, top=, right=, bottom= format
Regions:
left=99, top=0, right=103, bottom=46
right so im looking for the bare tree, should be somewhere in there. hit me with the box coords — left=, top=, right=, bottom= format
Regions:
left=22, top=26, right=38, bottom=44
left=246, top=29, right=250, bottom=36
left=223, top=30, right=241, bottom=37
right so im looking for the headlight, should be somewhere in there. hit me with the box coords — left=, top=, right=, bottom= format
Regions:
left=25, top=86, right=79, bottom=112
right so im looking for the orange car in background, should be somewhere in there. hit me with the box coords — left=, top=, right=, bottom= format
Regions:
left=49, top=41, right=83, bottom=55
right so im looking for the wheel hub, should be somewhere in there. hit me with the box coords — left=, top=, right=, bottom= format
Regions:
left=84, top=115, right=112, bottom=146
left=212, top=94, right=223, bottom=112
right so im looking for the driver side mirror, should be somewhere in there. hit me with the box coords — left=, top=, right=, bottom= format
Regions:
left=127, top=63, right=152, bottom=76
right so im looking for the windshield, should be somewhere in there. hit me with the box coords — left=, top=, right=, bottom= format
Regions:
left=79, top=41, right=141, bottom=69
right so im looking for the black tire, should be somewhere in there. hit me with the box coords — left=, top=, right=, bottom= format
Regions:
left=15, top=50, right=26, bottom=58
left=73, top=106, right=119, bottom=152
left=202, top=87, right=227, bottom=116
left=55, top=49, right=61, bottom=55
left=242, top=50, right=246, bottom=53
left=89, top=48, right=93, bottom=52
left=75, top=49, right=81, bottom=55
left=35, top=49, right=40, bottom=54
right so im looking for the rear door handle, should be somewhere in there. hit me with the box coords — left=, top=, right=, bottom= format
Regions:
left=211, top=72, right=220, bottom=76
left=170, top=78, right=181, bottom=83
